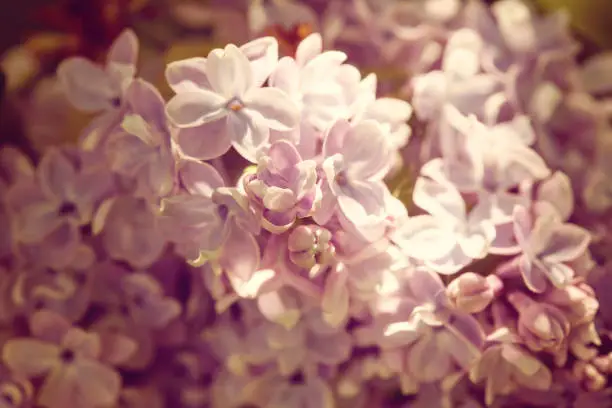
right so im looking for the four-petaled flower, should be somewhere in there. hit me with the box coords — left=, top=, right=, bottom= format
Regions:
left=165, top=41, right=300, bottom=162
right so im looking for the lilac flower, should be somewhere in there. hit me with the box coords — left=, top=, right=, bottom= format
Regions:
left=244, top=140, right=318, bottom=232
left=392, top=174, right=496, bottom=275
left=12, top=254, right=95, bottom=323
left=2, top=312, right=122, bottom=408
left=105, top=79, right=176, bottom=199
left=160, top=159, right=257, bottom=263
left=120, top=273, right=182, bottom=329
left=356, top=268, right=484, bottom=393
left=92, top=195, right=167, bottom=269
left=165, top=41, right=300, bottom=162
left=57, top=29, right=138, bottom=113
left=268, top=33, right=354, bottom=132
left=424, top=106, right=549, bottom=227
left=263, top=309, right=352, bottom=376
left=351, top=73, right=414, bottom=150
left=469, top=328, right=553, bottom=406
left=7, top=148, right=112, bottom=244
left=513, top=203, right=591, bottom=293
left=318, top=119, right=393, bottom=240
left=410, top=30, right=502, bottom=122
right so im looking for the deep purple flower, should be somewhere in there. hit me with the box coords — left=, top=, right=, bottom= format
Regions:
left=244, top=140, right=318, bottom=232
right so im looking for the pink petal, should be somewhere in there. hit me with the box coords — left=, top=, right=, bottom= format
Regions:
left=57, top=58, right=116, bottom=112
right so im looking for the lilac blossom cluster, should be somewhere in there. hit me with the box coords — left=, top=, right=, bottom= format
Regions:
left=1, top=0, right=612, bottom=407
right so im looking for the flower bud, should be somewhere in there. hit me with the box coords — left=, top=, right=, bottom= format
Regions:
left=446, top=273, right=502, bottom=313
left=573, top=361, right=607, bottom=392
left=542, top=281, right=599, bottom=326
left=287, top=225, right=334, bottom=269
left=507, top=292, right=570, bottom=352
left=569, top=322, right=601, bottom=361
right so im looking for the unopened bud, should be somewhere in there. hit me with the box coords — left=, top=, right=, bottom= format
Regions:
left=447, top=273, right=502, bottom=313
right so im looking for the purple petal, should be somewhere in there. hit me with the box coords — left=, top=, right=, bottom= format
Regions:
left=580, top=52, right=612, bottom=95
left=175, top=121, right=232, bottom=160
left=125, top=79, right=167, bottom=131
left=165, top=57, right=210, bottom=93
left=206, top=45, right=253, bottom=97
left=519, top=256, right=548, bottom=293
left=219, top=220, right=260, bottom=281
left=322, top=119, right=351, bottom=158
left=165, top=90, right=227, bottom=127
left=244, top=87, right=300, bottom=130
left=179, top=160, right=225, bottom=196
left=541, top=224, right=591, bottom=263
left=392, top=215, right=456, bottom=261
left=107, top=29, right=139, bottom=67
left=240, top=36, right=279, bottom=86
left=38, top=148, right=76, bottom=200
left=57, top=58, right=117, bottom=112
left=343, top=120, right=391, bottom=180
left=537, top=171, right=573, bottom=221
left=228, top=111, right=270, bottom=163
left=413, top=176, right=465, bottom=223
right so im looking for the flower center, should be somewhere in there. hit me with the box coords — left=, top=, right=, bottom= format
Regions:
left=215, top=204, right=229, bottom=221
left=58, top=202, right=77, bottom=216
left=226, top=97, right=244, bottom=112
left=335, top=171, right=349, bottom=187
left=60, top=349, right=75, bottom=363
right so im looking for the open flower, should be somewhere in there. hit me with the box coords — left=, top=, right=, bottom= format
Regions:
left=2, top=313, right=122, bottom=408
left=105, top=79, right=176, bottom=199
left=513, top=203, right=591, bottom=292
left=319, top=119, right=392, bottom=240
left=470, top=328, right=553, bottom=406
left=160, top=159, right=257, bottom=263
left=392, top=174, right=496, bottom=274
left=165, top=41, right=300, bottom=162
left=57, top=29, right=138, bottom=113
